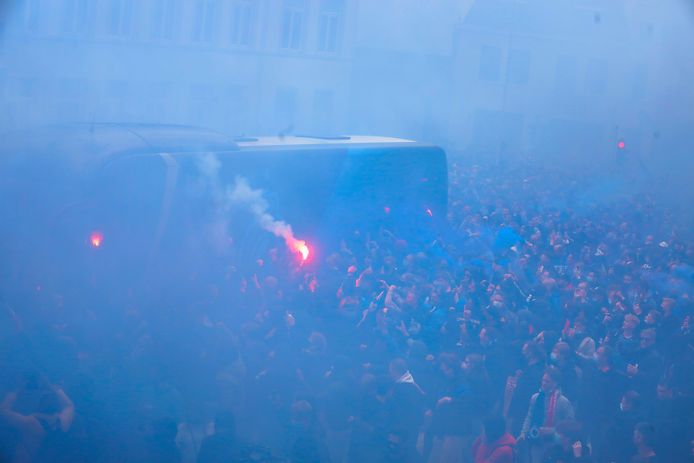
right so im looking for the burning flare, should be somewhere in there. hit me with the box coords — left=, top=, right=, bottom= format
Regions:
left=290, top=239, right=310, bottom=262
left=196, top=156, right=311, bottom=264
left=90, top=231, right=103, bottom=248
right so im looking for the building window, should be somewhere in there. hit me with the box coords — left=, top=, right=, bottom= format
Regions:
left=192, top=0, right=219, bottom=43
left=317, top=0, right=342, bottom=53
left=506, top=49, right=531, bottom=84
left=478, top=45, right=501, bottom=82
left=109, top=0, right=134, bottom=37
left=17, top=0, right=40, bottom=32
left=62, top=0, right=90, bottom=34
left=317, top=12, right=340, bottom=52
left=280, top=6, right=304, bottom=50
left=151, top=0, right=178, bottom=40
left=230, top=0, right=255, bottom=46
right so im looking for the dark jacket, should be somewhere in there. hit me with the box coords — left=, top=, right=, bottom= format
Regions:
left=472, top=433, right=517, bottom=463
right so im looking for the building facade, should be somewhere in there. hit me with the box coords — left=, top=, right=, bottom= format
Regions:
left=1, top=0, right=692, bottom=169
left=448, top=0, right=693, bottom=167
left=0, top=0, right=356, bottom=135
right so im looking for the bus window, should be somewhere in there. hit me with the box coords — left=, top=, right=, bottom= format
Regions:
left=88, top=155, right=168, bottom=282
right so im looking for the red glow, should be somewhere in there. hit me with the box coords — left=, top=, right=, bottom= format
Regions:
left=90, top=231, right=103, bottom=248
left=425, top=208, right=433, bottom=217
left=291, top=239, right=310, bottom=262
left=384, top=206, right=391, bottom=215
left=617, top=140, right=625, bottom=149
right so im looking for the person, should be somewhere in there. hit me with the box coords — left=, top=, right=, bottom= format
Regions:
left=286, top=399, right=330, bottom=463
left=0, top=374, right=75, bottom=462
left=548, top=341, right=581, bottom=404
left=385, top=358, right=426, bottom=459
left=542, top=419, right=592, bottom=462
left=648, top=379, right=689, bottom=462
left=471, top=415, right=516, bottom=463
left=347, top=374, right=390, bottom=463
left=519, top=367, right=574, bottom=463
left=507, top=341, right=546, bottom=435
left=631, top=422, right=658, bottom=462
left=627, top=328, right=663, bottom=400
left=579, top=345, right=628, bottom=454
left=616, top=314, right=641, bottom=365
left=197, top=411, right=238, bottom=463
left=459, top=353, right=492, bottom=428
left=601, top=391, right=644, bottom=463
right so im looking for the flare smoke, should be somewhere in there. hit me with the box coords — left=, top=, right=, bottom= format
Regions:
left=198, top=153, right=308, bottom=260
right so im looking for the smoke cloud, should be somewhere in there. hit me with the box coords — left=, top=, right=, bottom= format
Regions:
left=228, top=176, right=307, bottom=259
left=197, top=153, right=307, bottom=261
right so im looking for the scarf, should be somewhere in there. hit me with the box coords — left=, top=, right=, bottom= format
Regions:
left=531, top=389, right=559, bottom=428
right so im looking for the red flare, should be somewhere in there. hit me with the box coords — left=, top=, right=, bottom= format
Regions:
left=290, top=239, right=310, bottom=262
left=90, top=231, right=103, bottom=248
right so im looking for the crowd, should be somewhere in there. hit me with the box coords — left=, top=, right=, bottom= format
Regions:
left=1, top=161, right=692, bottom=463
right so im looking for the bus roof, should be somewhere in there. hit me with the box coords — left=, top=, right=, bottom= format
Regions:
left=2, top=124, right=418, bottom=158
left=1, top=123, right=238, bottom=159
left=0, top=124, right=425, bottom=177
left=234, top=135, right=416, bottom=147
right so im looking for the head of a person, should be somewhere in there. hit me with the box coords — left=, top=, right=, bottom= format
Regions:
left=640, top=328, right=657, bottom=350
left=620, top=390, right=641, bottom=413
left=633, top=422, right=656, bottom=449
left=656, top=381, right=673, bottom=400
left=573, top=319, right=587, bottom=336
left=437, top=352, right=459, bottom=379
left=622, top=314, right=640, bottom=333
left=645, top=310, right=662, bottom=326
left=522, top=340, right=545, bottom=364
left=408, top=340, right=428, bottom=362
left=307, top=331, right=327, bottom=354
left=540, top=366, right=561, bottom=393
left=214, top=411, right=236, bottom=436
left=479, top=326, right=498, bottom=347
left=388, top=358, right=408, bottom=381
left=291, top=400, right=315, bottom=429
left=596, top=345, right=614, bottom=368
left=490, top=294, right=504, bottom=310
left=551, top=341, right=572, bottom=366
left=461, top=353, right=485, bottom=378
left=483, top=415, right=506, bottom=443
left=386, top=432, right=406, bottom=459
left=576, top=336, right=596, bottom=360
left=540, top=330, right=560, bottom=351
left=661, top=297, right=675, bottom=314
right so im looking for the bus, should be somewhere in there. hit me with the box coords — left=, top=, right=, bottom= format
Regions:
left=0, top=123, right=447, bottom=298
